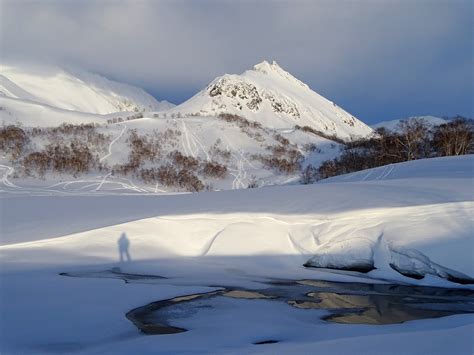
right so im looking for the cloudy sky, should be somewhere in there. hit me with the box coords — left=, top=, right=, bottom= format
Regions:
left=1, top=0, right=472, bottom=123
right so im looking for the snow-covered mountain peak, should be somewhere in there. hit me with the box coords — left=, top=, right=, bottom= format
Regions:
left=170, top=61, right=372, bottom=140
left=253, top=60, right=283, bottom=74
left=250, top=60, right=309, bottom=89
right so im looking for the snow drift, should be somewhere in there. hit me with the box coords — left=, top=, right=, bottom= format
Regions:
left=2, top=155, right=473, bottom=287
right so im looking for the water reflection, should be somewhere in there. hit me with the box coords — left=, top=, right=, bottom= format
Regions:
left=125, top=279, right=474, bottom=334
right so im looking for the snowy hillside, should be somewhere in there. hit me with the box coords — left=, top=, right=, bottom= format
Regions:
left=1, top=155, right=473, bottom=354
left=372, top=116, right=449, bottom=131
left=169, top=61, right=373, bottom=140
left=0, top=115, right=341, bottom=193
left=0, top=63, right=174, bottom=114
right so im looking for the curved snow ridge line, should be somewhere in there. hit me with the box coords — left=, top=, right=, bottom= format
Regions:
left=201, top=226, right=312, bottom=257
left=100, top=123, right=127, bottom=162
left=287, top=233, right=312, bottom=254
left=157, top=214, right=322, bottom=223
left=201, top=227, right=228, bottom=256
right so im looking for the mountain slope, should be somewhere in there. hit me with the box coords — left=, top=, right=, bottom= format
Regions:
left=170, top=60, right=373, bottom=140
left=0, top=63, right=174, bottom=114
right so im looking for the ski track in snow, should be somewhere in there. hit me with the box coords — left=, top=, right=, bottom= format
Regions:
left=178, top=119, right=195, bottom=157
left=176, top=119, right=210, bottom=161
left=0, top=164, right=20, bottom=189
left=95, top=173, right=112, bottom=191
left=221, top=133, right=257, bottom=190
left=376, top=164, right=395, bottom=180
left=100, top=123, right=127, bottom=162
left=187, top=123, right=211, bottom=161
left=362, top=169, right=373, bottom=181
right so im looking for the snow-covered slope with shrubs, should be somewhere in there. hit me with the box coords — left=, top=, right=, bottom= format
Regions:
left=0, top=63, right=174, bottom=114
left=0, top=115, right=341, bottom=193
left=170, top=61, right=373, bottom=140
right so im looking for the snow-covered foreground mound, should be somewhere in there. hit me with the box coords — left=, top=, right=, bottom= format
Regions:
left=1, top=156, right=473, bottom=353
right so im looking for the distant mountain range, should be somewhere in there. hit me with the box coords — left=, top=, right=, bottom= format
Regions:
left=0, top=63, right=174, bottom=115
left=372, top=116, right=449, bottom=131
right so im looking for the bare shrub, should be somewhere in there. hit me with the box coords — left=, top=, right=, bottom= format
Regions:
left=0, top=125, right=29, bottom=160
left=247, top=175, right=259, bottom=188
left=31, top=124, right=109, bottom=152
left=23, top=152, right=49, bottom=177
left=209, top=139, right=231, bottom=161
left=177, top=169, right=204, bottom=192
left=303, top=143, right=321, bottom=153
left=316, top=117, right=473, bottom=180
left=217, top=113, right=262, bottom=129
left=168, top=151, right=200, bottom=170
left=273, top=133, right=289, bottom=146
left=154, top=128, right=181, bottom=148
left=201, top=161, right=228, bottom=178
left=138, top=164, right=204, bottom=192
left=432, top=117, right=473, bottom=156
left=318, top=160, right=338, bottom=179
left=126, top=130, right=161, bottom=167
left=22, top=141, right=99, bottom=177
left=300, top=164, right=318, bottom=184
left=258, top=142, right=303, bottom=174
left=46, top=142, right=98, bottom=176
left=294, top=125, right=345, bottom=144
left=395, top=118, right=431, bottom=160
left=157, top=164, right=178, bottom=186
left=267, top=144, right=287, bottom=157
left=261, top=156, right=301, bottom=174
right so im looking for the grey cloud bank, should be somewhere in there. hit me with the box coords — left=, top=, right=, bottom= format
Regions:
left=1, top=0, right=472, bottom=124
